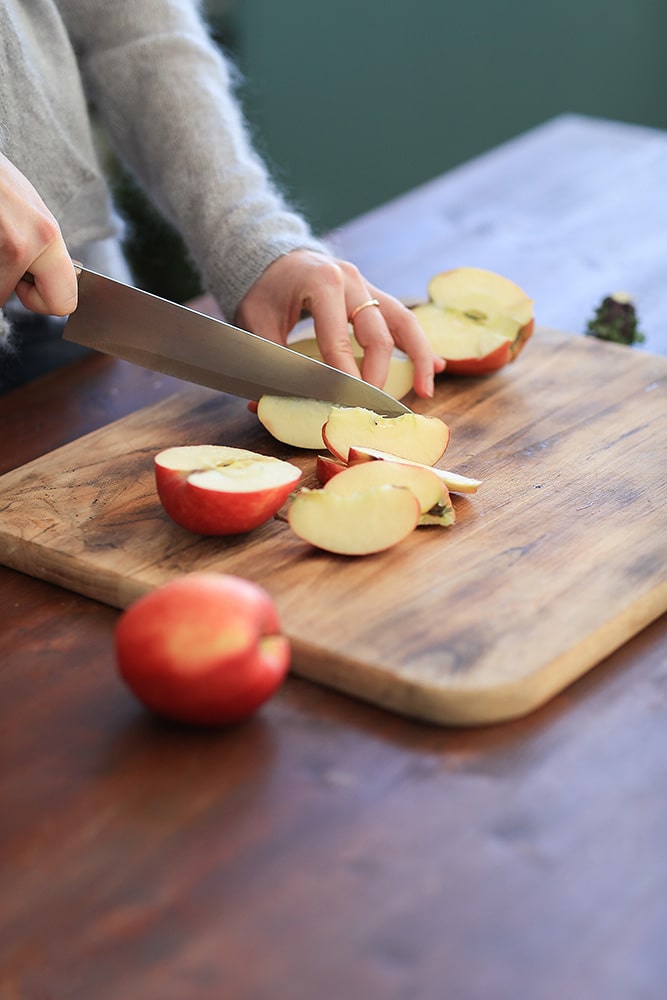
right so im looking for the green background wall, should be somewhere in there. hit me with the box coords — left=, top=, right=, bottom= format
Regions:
left=222, top=0, right=667, bottom=233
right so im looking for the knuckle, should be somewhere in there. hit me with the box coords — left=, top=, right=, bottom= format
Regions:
left=35, top=212, right=63, bottom=250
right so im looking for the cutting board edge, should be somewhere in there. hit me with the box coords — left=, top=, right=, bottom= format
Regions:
left=2, top=533, right=666, bottom=728
left=290, top=580, right=667, bottom=727
left=0, top=536, right=152, bottom=611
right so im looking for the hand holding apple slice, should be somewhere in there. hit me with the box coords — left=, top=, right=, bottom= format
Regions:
left=155, top=445, right=301, bottom=535
left=288, top=485, right=421, bottom=555
left=412, top=266, right=534, bottom=375
left=290, top=334, right=415, bottom=400
left=323, top=407, right=450, bottom=465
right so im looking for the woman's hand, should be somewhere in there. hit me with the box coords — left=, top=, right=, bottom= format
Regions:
left=235, top=249, right=445, bottom=398
left=0, top=153, right=78, bottom=315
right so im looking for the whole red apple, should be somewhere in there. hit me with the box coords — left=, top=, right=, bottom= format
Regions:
left=115, top=573, right=290, bottom=725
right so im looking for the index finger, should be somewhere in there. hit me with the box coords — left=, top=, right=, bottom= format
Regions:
left=15, top=244, right=78, bottom=316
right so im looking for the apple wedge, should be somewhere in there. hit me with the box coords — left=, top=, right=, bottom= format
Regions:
left=412, top=266, right=534, bottom=375
left=288, top=485, right=420, bottom=556
left=347, top=446, right=481, bottom=495
left=290, top=335, right=415, bottom=400
left=323, top=457, right=446, bottom=516
left=323, top=407, right=449, bottom=466
left=256, top=395, right=333, bottom=449
left=155, top=445, right=301, bottom=535
left=316, top=454, right=347, bottom=484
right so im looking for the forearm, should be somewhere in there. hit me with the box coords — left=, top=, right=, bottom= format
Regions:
left=59, top=0, right=327, bottom=318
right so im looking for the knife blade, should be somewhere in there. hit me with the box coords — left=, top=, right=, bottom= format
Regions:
left=62, top=266, right=411, bottom=415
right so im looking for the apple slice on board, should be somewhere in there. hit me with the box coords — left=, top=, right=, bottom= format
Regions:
left=288, top=485, right=421, bottom=556
left=347, top=446, right=481, bottom=495
left=256, top=395, right=333, bottom=449
left=290, top=335, right=415, bottom=400
left=322, top=456, right=446, bottom=515
left=323, top=407, right=450, bottom=465
left=155, top=445, right=301, bottom=535
left=412, top=266, right=534, bottom=375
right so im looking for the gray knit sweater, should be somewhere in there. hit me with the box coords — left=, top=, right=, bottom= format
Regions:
left=0, top=0, right=326, bottom=322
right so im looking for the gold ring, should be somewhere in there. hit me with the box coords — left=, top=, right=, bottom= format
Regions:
left=348, top=298, right=381, bottom=323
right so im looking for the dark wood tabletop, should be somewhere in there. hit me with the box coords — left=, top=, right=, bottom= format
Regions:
left=1, top=114, right=666, bottom=1000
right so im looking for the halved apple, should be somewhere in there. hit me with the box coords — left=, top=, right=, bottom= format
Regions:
left=323, top=407, right=449, bottom=466
left=256, top=395, right=333, bottom=449
left=288, top=485, right=420, bottom=555
left=347, top=446, right=481, bottom=495
left=290, top=335, right=415, bottom=400
left=155, top=445, right=301, bottom=535
left=412, top=266, right=534, bottom=375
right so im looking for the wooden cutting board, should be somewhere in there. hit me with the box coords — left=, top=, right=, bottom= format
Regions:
left=0, top=327, right=665, bottom=725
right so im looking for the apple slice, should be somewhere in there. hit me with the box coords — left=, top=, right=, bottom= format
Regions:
left=316, top=454, right=347, bottom=484
left=288, top=485, right=420, bottom=555
left=323, top=457, right=445, bottom=515
left=412, top=266, right=534, bottom=375
left=256, top=395, right=333, bottom=449
left=347, top=446, right=481, bottom=495
left=155, top=445, right=301, bottom=535
left=290, top=335, right=415, bottom=400
left=323, top=407, right=449, bottom=466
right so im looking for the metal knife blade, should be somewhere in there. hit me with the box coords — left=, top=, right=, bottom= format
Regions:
left=63, top=267, right=411, bottom=415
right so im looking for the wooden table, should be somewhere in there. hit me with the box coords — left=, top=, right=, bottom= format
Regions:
left=2, top=114, right=666, bottom=999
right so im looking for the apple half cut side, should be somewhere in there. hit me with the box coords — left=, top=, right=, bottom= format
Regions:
left=323, top=407, right=450, bottom=466
left=288, top=485, right=421, bottom=556
left=412, top=266, right=534, bottom=375
left=289, top=335, right=415, bottom=400
left=155, top=445, right=302, bottom=535
left=256, top=395, right=333, bottom=449
left=347, top=446, right=481, bottom=495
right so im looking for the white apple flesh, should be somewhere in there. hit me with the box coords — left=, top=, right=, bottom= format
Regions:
left=256, top=395, right=333, bottom=449
left=155, top=445, right=301, bottom=535
left=322, top=407, right=450, bottom=466
left=288, top=485, right=421, bottom=555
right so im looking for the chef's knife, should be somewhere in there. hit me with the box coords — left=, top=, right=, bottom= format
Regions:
left=62, top=266, right=411, bottom=415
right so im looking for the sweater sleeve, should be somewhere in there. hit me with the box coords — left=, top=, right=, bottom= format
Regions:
left=57, top=0, right=329, bottom=319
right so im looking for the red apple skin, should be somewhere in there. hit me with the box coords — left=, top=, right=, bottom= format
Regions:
left=115, top=573, right=290, bottom=726
left=155, top=462, right=300, bottom=536
left=438, top=319, right=534, bottom=376
left=316, top=454, right=347, bottom=484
